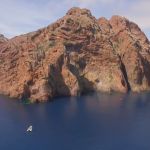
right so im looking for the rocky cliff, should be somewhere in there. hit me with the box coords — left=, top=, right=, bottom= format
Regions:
left=0, top=7, right=150, bottom=102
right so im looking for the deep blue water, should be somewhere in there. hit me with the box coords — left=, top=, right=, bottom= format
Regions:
left=0, top=92, right=150, bottom=150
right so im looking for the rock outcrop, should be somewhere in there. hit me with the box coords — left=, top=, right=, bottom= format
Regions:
left=0, top=7, right=150, bottom=102
left=0, top=34, right=8, bottom=43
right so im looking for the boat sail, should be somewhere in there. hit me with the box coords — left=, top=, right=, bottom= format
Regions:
left=27, top=125, right=32, bottom=132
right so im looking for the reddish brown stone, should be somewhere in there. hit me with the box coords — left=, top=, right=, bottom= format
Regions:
left=0, top=7, right=150, bottom=102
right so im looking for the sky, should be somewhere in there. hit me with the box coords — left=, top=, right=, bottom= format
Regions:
left=0, top=0, right=150, bottom=39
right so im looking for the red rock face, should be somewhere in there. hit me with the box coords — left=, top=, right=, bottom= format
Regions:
left=0, top=7, right=150, bottom=102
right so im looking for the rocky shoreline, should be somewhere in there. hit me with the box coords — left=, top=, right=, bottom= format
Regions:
left=0, top=7, right=150, bottom=102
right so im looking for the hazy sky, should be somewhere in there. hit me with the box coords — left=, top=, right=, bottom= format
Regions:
left=0, top=0, right=150, bottom=39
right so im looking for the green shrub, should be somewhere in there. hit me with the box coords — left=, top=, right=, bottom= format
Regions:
left=49, top=40, right=55, bottom=47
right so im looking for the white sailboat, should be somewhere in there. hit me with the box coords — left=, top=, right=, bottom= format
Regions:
left=27, top=125, right=32, bottom=132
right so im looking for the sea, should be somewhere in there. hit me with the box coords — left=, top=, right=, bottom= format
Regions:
left=0, top=92, right=150, bottom=150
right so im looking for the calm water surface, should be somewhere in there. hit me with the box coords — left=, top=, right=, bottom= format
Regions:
left=0, top=92, right=150, bottom=150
